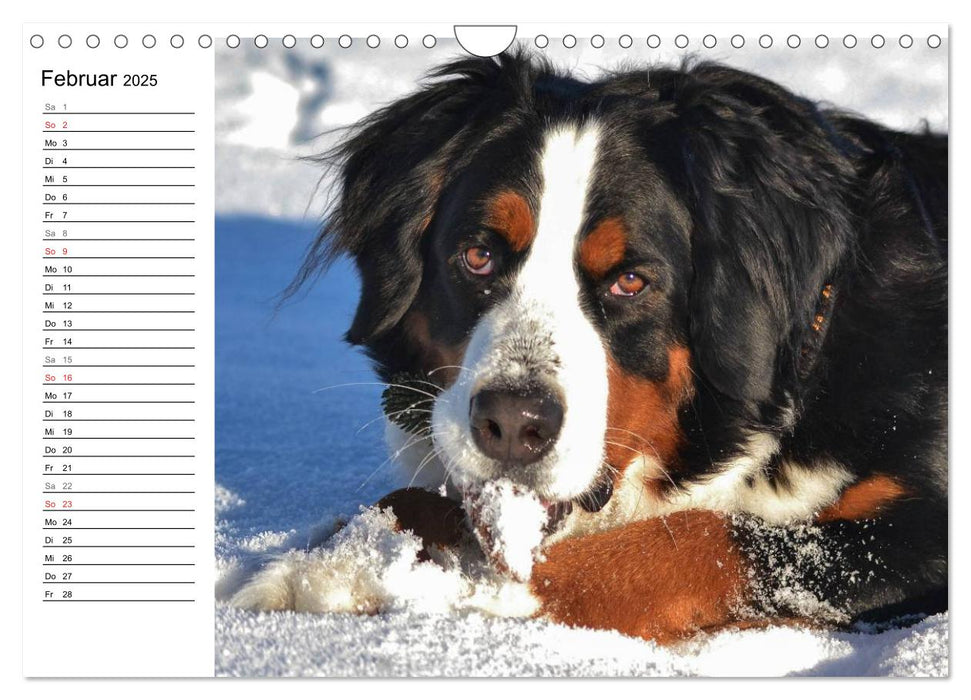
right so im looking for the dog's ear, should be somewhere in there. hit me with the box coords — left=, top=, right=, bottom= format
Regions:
left=666, top=66, right=855, bottom=405
left=293, top=54, right=533, bottom=345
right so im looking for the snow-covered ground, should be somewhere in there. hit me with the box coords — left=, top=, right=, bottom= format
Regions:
left=214, top=37, right=949, bottom=676
left=216, top=599, right=948, bottom=677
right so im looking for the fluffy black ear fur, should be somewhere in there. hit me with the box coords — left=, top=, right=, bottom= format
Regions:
left=291, top=53, right=537, bottom=345
left=667, top=66, right=857, bottom=407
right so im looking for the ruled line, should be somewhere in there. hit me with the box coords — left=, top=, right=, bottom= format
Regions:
left=42, top=292, right=196, bottom=295
left=43, top=148, right=195, bottom=151
left=43, top=130, right=196, bottom=133
left=43, top=111, right=196, bottom=115
left=43, top=310, right=195, bottom=313
left=43, top=438, right=195, bottom=441
left=43, top=275, right=196, bottom=277
left=44, top=202, right=195, bottom=205
left=39, top=329, right=196, bottom=332
left=42, top=238, right=197, bottom=241
left=42, top=401, right=196, bottom=404
left=43, top=166, right=196, bottom=169
left=41, top=221, right=196, bottom=223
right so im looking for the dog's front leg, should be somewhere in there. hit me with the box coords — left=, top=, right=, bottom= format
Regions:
left=531, top=491, right=947, bottom=642
left=530, top=510, right=750, bottom=643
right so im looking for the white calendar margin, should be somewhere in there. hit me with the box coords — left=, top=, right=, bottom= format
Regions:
left=21, top=26, right=215, bottom=677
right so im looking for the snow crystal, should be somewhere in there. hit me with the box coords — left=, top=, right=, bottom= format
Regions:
left=215, top=484, right=245, bottom=514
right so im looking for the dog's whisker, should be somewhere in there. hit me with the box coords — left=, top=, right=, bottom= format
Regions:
left=428, top=428, right=459, bottom=483
left=408, top=446, right=447, bottom=489
left=605, top=426, right=653, bottom=441
left=660, top=515, right=679, bottom=550
left=603, top=438, right=678, bottom=491
left=313, top=381, right=438, bottom=400
left=604, top=426, right=680, bottom=484
left=398, top=378, right=445, bottom=392
left=426, top=364, right=473, bottom=377
left=356, top=430, right=432, bottom=492
left=598, top=459, right=620, bottom=478
left=355, top=404, right=433, bottom=435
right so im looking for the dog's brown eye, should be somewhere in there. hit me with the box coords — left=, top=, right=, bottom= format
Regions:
left=610, top=272, right=647, bottom=297
left=463, top=246, right=494, bottom=275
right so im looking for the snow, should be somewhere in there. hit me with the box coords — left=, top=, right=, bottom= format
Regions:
left=464, top=479, right=549, bottom=582
left=230, top=504, right=538, bottom=619
left=214, top=216, right=948, bottom=677
left=231, top=506, right=469, bottom=615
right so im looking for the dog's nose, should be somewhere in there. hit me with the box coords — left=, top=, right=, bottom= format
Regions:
left=469, top=387, right=564, bottom=465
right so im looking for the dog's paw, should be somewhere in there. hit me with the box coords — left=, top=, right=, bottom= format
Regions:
left=376, top=487, right=469, bottom=557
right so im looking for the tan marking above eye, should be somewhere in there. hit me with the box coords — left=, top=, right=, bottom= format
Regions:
left=580, top=218, right=627, bottom=278
left=484, top=190, right=535, bottom=252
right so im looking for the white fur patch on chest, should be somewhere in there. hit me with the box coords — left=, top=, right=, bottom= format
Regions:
left=551, top=432, right=852, bottom=541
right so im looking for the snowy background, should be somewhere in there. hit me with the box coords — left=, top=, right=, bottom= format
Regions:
left=214, top=35, right=949, bottom=676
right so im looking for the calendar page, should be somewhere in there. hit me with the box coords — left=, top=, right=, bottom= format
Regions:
left=20, top=21, right=950, bottom=679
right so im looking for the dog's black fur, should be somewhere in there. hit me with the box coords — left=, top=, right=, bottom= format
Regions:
left=296, top=52, right=947, bottom=628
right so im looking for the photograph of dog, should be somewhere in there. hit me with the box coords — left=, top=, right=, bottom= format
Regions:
left=227, top=48, right=946, bottom=657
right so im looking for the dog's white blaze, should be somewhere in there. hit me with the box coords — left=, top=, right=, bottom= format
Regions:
left=430, top=125, right=609, bottom=500
left=515, top=127, right=608, bottom=497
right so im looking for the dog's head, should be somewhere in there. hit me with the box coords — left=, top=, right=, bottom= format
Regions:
left=301, top=53, right=854, bottom=508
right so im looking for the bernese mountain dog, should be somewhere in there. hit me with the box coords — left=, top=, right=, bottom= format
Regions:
left=293, top=51, right=948, bottom=642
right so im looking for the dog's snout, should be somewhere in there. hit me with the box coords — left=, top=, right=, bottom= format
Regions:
left=469, top=387, right=564, bottom=466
